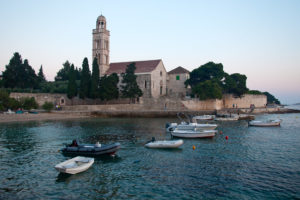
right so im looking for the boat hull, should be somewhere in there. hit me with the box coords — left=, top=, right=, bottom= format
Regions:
left=248, top=121, right=280, bottom=127
left=55, top=156, right=94, bottom=174
left=171, top=130, right=216, bottom=138
left=145, top=139, right=183, bottom=148
left=61, top=143, right=121, bottom=157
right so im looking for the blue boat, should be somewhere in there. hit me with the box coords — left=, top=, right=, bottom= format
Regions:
left=61, top=140, right=121, bottom=156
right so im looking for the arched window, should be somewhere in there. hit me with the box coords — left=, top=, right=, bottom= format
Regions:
left=100, top=21, right=104, bottom=28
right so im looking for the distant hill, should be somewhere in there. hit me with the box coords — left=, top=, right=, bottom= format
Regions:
left=293, top=103, right=300, bottom=105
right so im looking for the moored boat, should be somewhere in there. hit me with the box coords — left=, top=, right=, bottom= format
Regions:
left=215, top=115, right=239, bottom=121
left=248, top=119, right=281, bottom=127
left=171, top=129, right=217, bottom=138
left=55, top=156, right=94, bottom=174
left=166, top=122, right=217, bottom=132
left=192, top=115, right=215, bottom=121
left=61, top=140, right=121, bottom=156
left=145, top=139, right=184, bottom=148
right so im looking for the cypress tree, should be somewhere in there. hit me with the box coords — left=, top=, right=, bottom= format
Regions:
left=79, top=58, right=91, bottom=99
left=38, top=65, right=46, bottom=83
left=67, top=64, right=77, bottom=99
left=90, top=57, right=99, bottom=99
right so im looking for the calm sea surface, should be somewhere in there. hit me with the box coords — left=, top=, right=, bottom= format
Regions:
left=1, top=112, right=300, bottom=199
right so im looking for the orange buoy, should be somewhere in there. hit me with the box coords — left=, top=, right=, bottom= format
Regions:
left=192, top=145, right=196, bottom=150
left=225, top=136, right=228, bottom=140
left=219, top=131, right=223, bottom=134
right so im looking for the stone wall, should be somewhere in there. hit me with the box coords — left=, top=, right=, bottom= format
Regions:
left=10, top=92, right=267, bottom=111
left=182, top=99, right=223, bottom=111
left=223, top=94, right=267, bottom=109
left=10, top=93, right=133, bottom=106
left=10, top=93, right=67, bottom=106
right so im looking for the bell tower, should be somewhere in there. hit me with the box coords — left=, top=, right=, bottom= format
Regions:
left=92, top=15, right=110, bottom=76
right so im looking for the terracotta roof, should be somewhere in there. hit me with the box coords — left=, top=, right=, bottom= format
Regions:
left=168, top=66, right=189, bottom=74
left=106, top=59, right=161, bottom=74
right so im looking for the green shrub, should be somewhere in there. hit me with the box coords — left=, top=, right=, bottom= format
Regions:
left=19, top=97, right=38, bottom=110
left=42, top=102, right=54, bottom=112
left=8, top=98, right=20, bottom=110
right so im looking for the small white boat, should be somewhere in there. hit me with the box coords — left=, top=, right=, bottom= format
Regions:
left=171, top=129, right=217, bottom=138
left=166, top=122, right=217, bottom=132
left=55, top=156, right=94, bottom=174
left=4, top=109, right=15, bottom=114
left=248, top=119, right=281, bottom=127
left=145, top=139, right=183, bottom=148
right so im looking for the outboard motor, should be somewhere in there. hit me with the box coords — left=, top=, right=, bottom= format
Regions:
left=166, top=123, right=177, bottom=132
left=165, top=123, right=170, bottom=129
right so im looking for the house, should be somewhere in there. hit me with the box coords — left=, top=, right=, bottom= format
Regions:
left=167, top=66, right=190, bottom=98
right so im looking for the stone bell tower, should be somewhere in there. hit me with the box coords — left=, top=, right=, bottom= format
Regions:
left=92, top=15, right=110, bottom=76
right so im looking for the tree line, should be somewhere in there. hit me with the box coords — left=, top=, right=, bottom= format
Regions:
left=184, top=61, right=281, bottom=104
left=0, top=52, right=143, bottom=103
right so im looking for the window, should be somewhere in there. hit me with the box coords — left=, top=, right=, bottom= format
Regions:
left=160, top=86, right=163, bottom=95
left=160, top=71, right=162, bottom=76
left=145, top=80, right=147, bottom=88
left=176, top=75, right=180, bottom=80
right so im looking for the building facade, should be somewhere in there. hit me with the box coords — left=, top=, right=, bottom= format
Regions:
left=106, top=59, right=167, bottom=98
left=167, top=66, right=190, bottom=98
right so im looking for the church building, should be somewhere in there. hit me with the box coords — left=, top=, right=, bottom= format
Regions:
left=92, top=15, right=186, bottom=99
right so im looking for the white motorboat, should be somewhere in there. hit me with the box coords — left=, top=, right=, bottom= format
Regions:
left=171, top=129, right=217, bottom=138
left=55, top=156, right=94, bottom=174
left=192, top=115, right=215, bottom=121
left=248, top=119, right=281, bottom=127
left=166, top=122, right=217, bottom=132
left=145, top=139, right=183, bottom=148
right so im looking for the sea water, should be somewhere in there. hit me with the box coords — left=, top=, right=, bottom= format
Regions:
left=0, top=113, right=299, bottom=199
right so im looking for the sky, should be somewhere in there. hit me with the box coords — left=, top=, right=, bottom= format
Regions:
left=0, top=0, right=299, bottom=104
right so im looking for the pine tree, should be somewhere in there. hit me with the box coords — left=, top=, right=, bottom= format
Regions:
left=22, top=59, right=38, bottom=89
left=99, top=73, right=119, bottom=101
left=90, top=58, right=99, bottom=99
left=3, top=52, right=23, bottom=88
left=121, top=63, right=143, bottom=103
left=55, top=61, right=71, bottom=81
left=67, top=64, right=77, bottom=99
left=79, top=58, right=91, bottom=99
